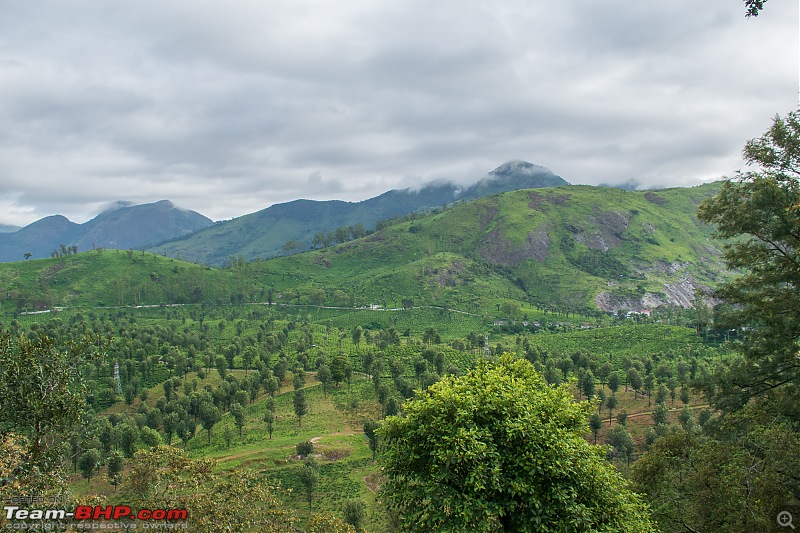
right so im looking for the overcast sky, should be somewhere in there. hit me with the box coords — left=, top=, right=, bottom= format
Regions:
left=0, top=1, right=797, bottom=226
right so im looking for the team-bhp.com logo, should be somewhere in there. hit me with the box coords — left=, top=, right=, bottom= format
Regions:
left=4, top=505, right=188, bottom=530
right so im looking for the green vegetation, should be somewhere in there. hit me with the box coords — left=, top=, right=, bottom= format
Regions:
left=0, top=181, right=726, bottom=320
left=379, top=355, right=653, bottom=532
left=3, top=115, right=799, bottom=530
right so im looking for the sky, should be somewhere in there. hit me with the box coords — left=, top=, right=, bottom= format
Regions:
left=0, top=1, right=797, bottom=226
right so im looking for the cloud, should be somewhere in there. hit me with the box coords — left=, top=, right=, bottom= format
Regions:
left=0, top=0, right=796, bottom=225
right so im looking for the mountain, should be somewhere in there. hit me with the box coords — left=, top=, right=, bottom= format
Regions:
left=0, top=224, right=20, bottom=233
left=0, top=200, right=213, bottom=262
left=150, top=161, right=568, bottom=265
left=246, top=182, right=727, bottom=313
left=0, top=183, right=726, bottom=314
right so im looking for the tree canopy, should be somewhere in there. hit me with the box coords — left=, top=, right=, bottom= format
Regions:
left=377, top=355, right=653, bottom=532
left=697, top=110, right=800, bottom=415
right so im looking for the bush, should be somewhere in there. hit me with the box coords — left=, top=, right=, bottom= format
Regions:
left=296, top=440, right=314, bottom=458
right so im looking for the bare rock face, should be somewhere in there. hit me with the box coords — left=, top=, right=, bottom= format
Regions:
left=570, top=211, right=631, bottom=252
left=594, top=278, right=709, bottom=312
left=479, top=225, right=552, bottom=267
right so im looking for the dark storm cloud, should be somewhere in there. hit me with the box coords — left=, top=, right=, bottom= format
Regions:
left=0, top=0, right=795, bottom=225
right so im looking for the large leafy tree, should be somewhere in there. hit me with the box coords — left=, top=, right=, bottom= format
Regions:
left=697, top=110, right=800, bottom=415
left=0, top=333, right=102, bottom=491
left=636, top=111, right=800, bottom=531
left=377, top=355, right=653, bottom=532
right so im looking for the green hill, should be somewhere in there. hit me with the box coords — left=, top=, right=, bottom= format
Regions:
left=0, top=182, right=726, bottom=316
left=245, top=182, right=727, bottom=315
left=149, top=161, right=567, bottom=266
left=0, top=250, right=231, bottom=312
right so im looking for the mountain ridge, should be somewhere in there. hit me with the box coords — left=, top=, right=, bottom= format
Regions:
left=0, top=182, right=726, bottom=315
left=149, top=161, right=568, bottom=265
left=0, top=201, right=213, bottom=262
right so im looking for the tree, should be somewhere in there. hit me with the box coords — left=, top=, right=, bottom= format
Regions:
left=589, top=412, right=603, bottom=444
left=581, top=370, right=596, bottom=399
left=119, top=423, right=139, bottom=457
left=651, top=402, right=669, bottom=427
left=0, top=333, right=101, bottom=490
left=330, top=354, right=350, bottom=387
left=627, top=368, right=643, bottom=400
left=231, top=402, right=245, bottom=438
left=106, top=451, right=124, bottom=492
left=264, top=375, right=280, bottom=398
left=363, top=419, right=379, bottom=461
left=293, top=389, right=307, bottom=427
left=163, top=412, right=180, bottom=445
left=293, top=369, right=305, bottom=390
left=297, top=459, right=319, bottom=512
left=655, top=384, right=669, bottom=405
left=342, top=500, right=366, bottom=530
left=422, top=327, right=440, bottom=345
left=606, top=425, right=635, bottom=465
left=78, top=448, right=101, bottom=484
left=317, top=365, right=332, bottom=398
left=633, top=410, right=800, bottom=533
left=697, top=110, right=800, bottom=415
left=199, top=403, right=221, bottom=443
left=606, top=393, right=619, bottom=425
left=296, top=440, right=314, bottom=458
left=128, top=446, right=295, bottom=532
left=215, top=356, right=227, bottom=380
left=377, top=355, right=653, bottom=532
left=140, top=426, right=162, bottom=449
left=608, top=371, right=620, bottom=394
left=263, top=409, right=275, bottom=440
left=680, top=387, right=691, bottom=406
left=351, top=326, right=363, bottom=345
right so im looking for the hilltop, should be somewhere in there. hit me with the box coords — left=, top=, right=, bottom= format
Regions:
left=247, top=182, right=726, bottom=314
left=148, top=161, right=567, bottom=265
left=0, top=200, right=212, bottom=262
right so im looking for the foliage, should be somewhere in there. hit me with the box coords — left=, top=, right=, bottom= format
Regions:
left=744, top=0, right=767, bottom=17
left=697, top=110, right=800, bottom=415
left=0, top=332, right=101, bottom=490
left=378, top=355, right=653, bottom=532
left=632, top=404, right=800, bottom=532
left=363, top=420, right=379, bottom=461
left=297, top=459, right=320, bottom=512
left=342, top=499, right=367, bottom=530
left=306, top=513, right=357, bottom=533
left=294, top=389, right=308, bottom=427
left=296, top=440, right=314, bottom=458
left=77, top=448, right=101, bottom=483
left=127, top=446, right=297, bottom=532
left=105, top=451, right=124, bottom=491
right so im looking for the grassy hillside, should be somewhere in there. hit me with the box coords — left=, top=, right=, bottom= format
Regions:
left=241, top=182, right=727, bottom=314
left=150, top=161, right=567, bottom=266
left=0, top=250, right=231, bottom=312
left=0, top=183, right=726, bottom=317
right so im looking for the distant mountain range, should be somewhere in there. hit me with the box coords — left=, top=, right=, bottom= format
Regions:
left=0, top=161, right=568, bottom=264
left=0, top=200, right=213, bottom=262
left=149, top=161, right=568, bottom=265
left=0, top=181, right=727, bottom=314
